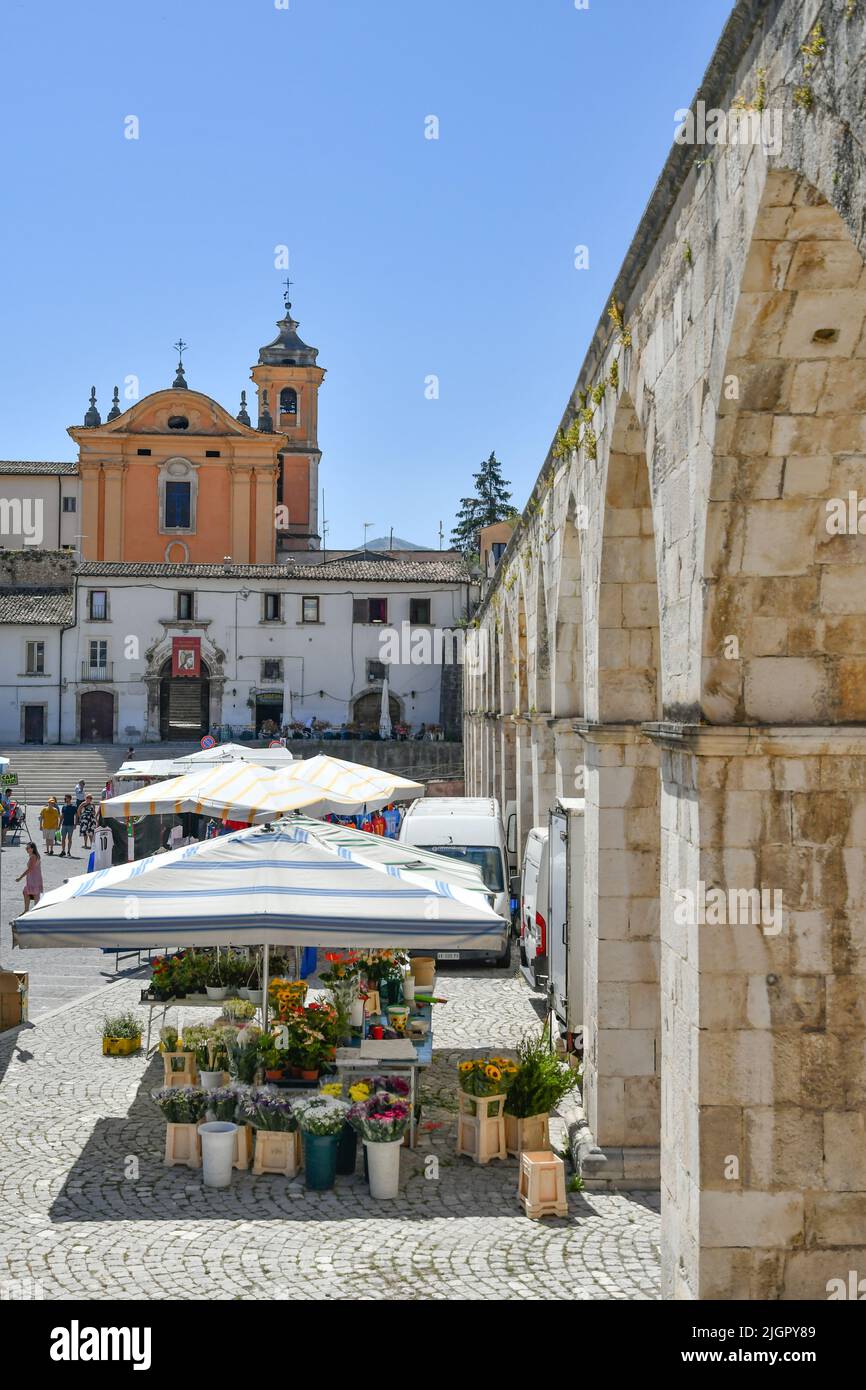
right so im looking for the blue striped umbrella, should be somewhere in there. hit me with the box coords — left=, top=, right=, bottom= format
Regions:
left=12, top=819, right=506, bottom=952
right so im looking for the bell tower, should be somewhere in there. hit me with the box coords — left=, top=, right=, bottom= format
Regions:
left=250, top=289, right=326, bottom=552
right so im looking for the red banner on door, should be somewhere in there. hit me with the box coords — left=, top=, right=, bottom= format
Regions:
left=172, top=636, right=201, bottom=678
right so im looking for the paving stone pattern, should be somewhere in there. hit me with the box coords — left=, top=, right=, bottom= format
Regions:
left=0, top=962, right=660, bottom=1300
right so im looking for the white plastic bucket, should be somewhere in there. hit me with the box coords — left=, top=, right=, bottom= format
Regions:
left=199, top=1070, right=224, bottom=1090
left=350, top=998, right=366, bottom=1027
left=364, top=1138, right=402, bottom=1199
left=198, top=1122, right=237, bottom=1188
left=402, top=977, right=415, bottom=1002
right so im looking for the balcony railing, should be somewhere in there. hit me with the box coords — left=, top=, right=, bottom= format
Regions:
left=81, top=662, right=113, bottom=682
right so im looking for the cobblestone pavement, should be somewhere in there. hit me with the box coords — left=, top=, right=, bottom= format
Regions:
left=1, top=812, right=148, bottom=1019
left=0, top=960, right=661, bottom=1301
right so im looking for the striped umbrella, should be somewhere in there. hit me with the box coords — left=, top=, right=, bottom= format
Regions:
left=99, top=762, right=358, bottom=822
left=12, top=818, right=506, bottom=952
left=286, top=753, right=423, bottom=807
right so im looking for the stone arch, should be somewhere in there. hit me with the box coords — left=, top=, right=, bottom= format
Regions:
left=552, top=491, right=585, bottom=717
left=598, top=393, right=661, bottom=721
left=702, top=169, right=866, bottom=724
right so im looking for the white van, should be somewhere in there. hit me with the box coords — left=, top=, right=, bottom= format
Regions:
left=398, top=797, right=511, bottom=967
left=519, top=827, right=549, bottom=989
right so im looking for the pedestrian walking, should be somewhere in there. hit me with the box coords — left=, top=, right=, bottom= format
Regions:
left=59, top=794, right=77, bottom=856
left=16, top=842, right=43, bottom=911
left=77, top=794, right=97, bottom=849
left=73, top=778, right=86, bottom=808
left=39, top=797, right=61, bottom=855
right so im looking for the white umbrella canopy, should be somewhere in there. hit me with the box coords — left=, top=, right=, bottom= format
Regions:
left=115, top=743, right=294, bottom=782
left=12, top=818, right=506, bottom=952
left=291, top=815, right=490, bottom=896
left=286, top=753, right=423, bottom=807
left=100, top=763, right=358, bottom=823
left=186, top=742, right=294, bottom=767
left=379, top=676, right=392, bottom=740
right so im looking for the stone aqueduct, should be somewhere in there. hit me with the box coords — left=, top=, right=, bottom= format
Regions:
left=463, top=0, right=866, bottom=1298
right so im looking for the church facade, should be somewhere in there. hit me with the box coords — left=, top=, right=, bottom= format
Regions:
left=0, top=297, right=472, bottom=744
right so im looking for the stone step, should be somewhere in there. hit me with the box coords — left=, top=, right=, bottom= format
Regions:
left=0, top=743, right=203, bottom=805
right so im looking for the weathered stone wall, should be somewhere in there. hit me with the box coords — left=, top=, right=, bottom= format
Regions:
left=465, top=0, right=866, bottom=1299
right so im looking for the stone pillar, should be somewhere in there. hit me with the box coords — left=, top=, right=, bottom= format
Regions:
left=530, top=718, right=557, bottom=824
left=230, top=467, right=252, bottom=563
left=652, top=723, right=866, bottom=1301
left=515, top=717, right=534, bottom=866
left=102, top=465, right=125, bottom=561
left=553, top=723, right=584, bottom=801
left=578, top=722, right=661, bottom=1186
left=254, top=467, right=277, bottom=562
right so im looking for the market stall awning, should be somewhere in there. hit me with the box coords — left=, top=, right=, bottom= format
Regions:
left=289, top=816, right=490, bottom=895
left=100, top=763, right=357, bottom=822
left=115, top=743, right=295, bottom=782
left=286, top=753, right=423, bottom=806
left=12, top=819, right=506, bottom=951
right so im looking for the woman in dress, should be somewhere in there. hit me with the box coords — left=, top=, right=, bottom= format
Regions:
left=16, top=843, right=43, bottom=912
left=77, top=794, right=97, bottom=849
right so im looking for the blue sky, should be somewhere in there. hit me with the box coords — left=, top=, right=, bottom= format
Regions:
left=0, top=0, right=732, bottom=549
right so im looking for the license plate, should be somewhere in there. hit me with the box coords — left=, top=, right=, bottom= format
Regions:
left=436, top=952, right=459, bottom=960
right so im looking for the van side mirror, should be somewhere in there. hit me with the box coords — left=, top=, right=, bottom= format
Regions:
left=509, top=873, right=521, bottom=899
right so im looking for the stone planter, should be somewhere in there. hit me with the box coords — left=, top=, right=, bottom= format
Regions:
left=505, top=1113, right=550, bottom=1157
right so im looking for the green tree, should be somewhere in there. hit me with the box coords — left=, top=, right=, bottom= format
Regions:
left=451, top=452, right=514, bottom=558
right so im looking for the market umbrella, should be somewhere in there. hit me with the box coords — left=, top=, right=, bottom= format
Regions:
left=12, top=818, right=506, bottom=952
left=290, top=815, right=490, bottom=896
left=379, top=676, right=392, bottom=740
left=286, top=753, right=423, bottom=807
left=115, top=743, right=294, bottom=782
left=99, top=762, right=358, bottom=823
left=186, top=742, right=294, bottom=767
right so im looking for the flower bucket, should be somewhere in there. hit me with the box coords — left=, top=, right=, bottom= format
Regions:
left=350, top=998, right=365, bottom=1028
left=364, top=1139, right=402, bottom=1199
left=302, top=1132, right=339, bottom=1190
left=241, top=989, right=263, bottom=1005
left=198, top=1122, right=237, bottom=1188
left=387, top=1006, right=409, bottom=1034
left=410, top=957, right=435, bottom=989
left=336, top=1122, right=358, bottom=1175
left=199, top=1070, right=224, bottom=1090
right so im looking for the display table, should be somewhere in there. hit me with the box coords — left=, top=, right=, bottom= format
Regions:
left=334, top=995, right=436, bottom=1147
left=142, top=993, right=263, bottom=1054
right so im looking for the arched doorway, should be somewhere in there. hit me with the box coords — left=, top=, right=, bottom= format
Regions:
left=353, top=690, right=400, bottom=732
left=80, top=690, right=114, bottom=743
left=159, top=657, right=211, bottom=740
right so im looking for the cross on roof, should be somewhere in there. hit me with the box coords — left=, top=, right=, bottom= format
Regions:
left=173, top=338, right=188, bottom=365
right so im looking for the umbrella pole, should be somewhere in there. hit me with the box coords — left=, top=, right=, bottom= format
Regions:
left=262, top=943, right=270, bottom=1032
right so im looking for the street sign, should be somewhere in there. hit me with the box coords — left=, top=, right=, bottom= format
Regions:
left=200, top=734, right=216, bottom=749
left=1, top=772, right=18, bottom=786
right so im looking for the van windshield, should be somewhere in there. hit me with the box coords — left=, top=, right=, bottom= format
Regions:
left=421, top=845, right=505, bottom=892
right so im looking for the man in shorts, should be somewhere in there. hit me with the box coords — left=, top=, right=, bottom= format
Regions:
left=59, top=794, right=77, bottom=857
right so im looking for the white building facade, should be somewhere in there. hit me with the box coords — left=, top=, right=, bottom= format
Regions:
left=31, top=554, right=473, bottom=745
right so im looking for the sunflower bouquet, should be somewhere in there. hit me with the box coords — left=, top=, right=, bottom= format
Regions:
left=457, top=1056, right=518, bottom=1098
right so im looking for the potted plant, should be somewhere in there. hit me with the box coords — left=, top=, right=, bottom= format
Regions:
left=293, top=1094, right=349, bottom=1190
left=224, top=1024, right=264, bottom=1085
left=242, top=1087, right=300, bottom=1176
left=319, top=1080, right=358, bottom=1173
left=268, top=977, right=307, bottom=1021
left=240, top=954, right=263, bottom=1004
left=183, top=1025, right=230, bottom=1088
left=220, top=997, right=257, bottom=1025
left=258, top=1034, right=288, bottom=1083
left=101, top=1010, right=142, bottom=1056
left=503, top=1031, right=579, bottom=1154
left=205, top=955, right=227, bottom=1000
left=348, top=1091, right=411, bottom=1199
left=151, top=1085, right=208, bottom=1167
